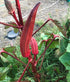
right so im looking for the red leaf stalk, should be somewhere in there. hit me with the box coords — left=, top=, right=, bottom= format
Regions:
left=17, top=59, right=32, bottom=82
left=20, top=2, right=40, bottom=58
left=0, top=22, right=18, bottom=28
left=33, top=18, right=52, bottom=35
left=15, top=0, right=24, bottom=26
left=0, top=49, right=26, bottom=66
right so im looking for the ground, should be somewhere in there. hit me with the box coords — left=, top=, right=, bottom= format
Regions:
left=0, top=0, right=70, bottom=48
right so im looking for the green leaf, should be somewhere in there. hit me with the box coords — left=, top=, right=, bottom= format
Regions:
left=38, top=41, right=46, bottom=49
left=14, top=28, right=19, bottom=33
left=47, top=39, right=59, bottom=48
left=40, top=33, right=48, bottom=40
left=1, top=53, right=8, bottom=58
left=5, top=26, right=10, bottom=29
left=66, top=43, right=70, bottom=52
left=59, top=52, right=70, bottom=70
left=66, top=71, right=70, bottom=82
left=59, top=37, right=68, bottom=54
left=4, top=46, right=16, bottom=53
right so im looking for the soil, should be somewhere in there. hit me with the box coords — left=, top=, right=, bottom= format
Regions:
left=0, top=0, right=70, bottom=49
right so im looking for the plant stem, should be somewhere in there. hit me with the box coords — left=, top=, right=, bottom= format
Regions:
left=15, top=0, right=23, bottom=26
left=39, top=54, right=45, bottom=70
left=32, top=18, right=52, bottom=36
left=36, top=38, right=55, bottom=64
left=12, top=11, right=21, bottom=26
left=3, top=50, right=26, bottom=66
left=0, top=22, right=18, bottom=28
left=17, top=61, right=30, bottom=82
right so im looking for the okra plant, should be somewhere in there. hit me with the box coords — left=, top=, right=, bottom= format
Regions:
left=0, top=0, right=70, bottom=82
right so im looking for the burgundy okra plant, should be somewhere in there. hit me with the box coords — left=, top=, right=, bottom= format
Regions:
left=0, top=0, right=65, bottom=82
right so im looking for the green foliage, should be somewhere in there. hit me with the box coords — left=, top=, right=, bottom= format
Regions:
left=67, top=71, right=70, bottom=82
left=1, top=53, right=8, bottom=58
left=7, top=65, right=18, bottom=78
left=59, top=52, right=70, bottom=70
left=66, top=43, right=70, bottom=52
left=0, top=67, right=9, bottom=81
left=37, top=48, right=66, bottom=82
left=59, top=37, right=68, bottom=54
left=4, top=46, right=16, bottom=53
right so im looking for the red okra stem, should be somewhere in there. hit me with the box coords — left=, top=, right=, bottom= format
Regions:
left=32, top=18, right=52, bottom=36
left=0, top=22, right=18, bottom=28
left=17, top=61, right=31, bottom=82
left=12, top=11, right=21, bottom=26
left=39, top=54, right=45, bottom=70
left=36, top=38, right=55, bottom=64
left=2, top=50, right=26, bottom=66
left=15, top=0, right=23, bottom=26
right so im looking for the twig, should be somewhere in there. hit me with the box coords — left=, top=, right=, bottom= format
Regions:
left=32, top=18, right=52, bottom=36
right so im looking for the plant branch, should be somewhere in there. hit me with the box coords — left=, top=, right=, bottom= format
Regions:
left=17, top=61, right=31, bottom=82
left=32, top=18, right=52, bottom=36
left=39, top=54, right=45, bottom=70
left=12, top=11, right=21, bottom=26
left=0, top=22, right=18, bottom=28
left=36, top=38, right=55, bottom=65
left=15, top=0, right=24, bottom=26
left=2, top=50, right=26, bottom=66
